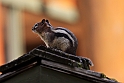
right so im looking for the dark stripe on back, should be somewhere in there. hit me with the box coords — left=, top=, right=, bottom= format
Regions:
left=55, top=28, right=78, bottom=46
left=55, top=33, right=73, bottom=46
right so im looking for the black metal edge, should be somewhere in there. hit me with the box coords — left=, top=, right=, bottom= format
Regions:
left=0, top=45, right=90, bottom=73
left=0, top=60, right=118, bottom=83
left=0, top=62, right=38, bottom=82
left=0, top=53, right=39, bottom=74
left=40, top=60, right=118, bottom=83
left=36, top=45, right=92, bottom=65
left=0, top=45, right=118, bottom=82
left=32, top=45, right=92, bottom=69
left=31, top=48, right=81, bottom=67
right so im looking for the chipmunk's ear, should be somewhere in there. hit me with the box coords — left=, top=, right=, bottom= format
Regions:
left=41, top=19, right=45, bottom=23
left=46, top=19, right=49, bottom=23
left=46, top=19, right=52, bottom=27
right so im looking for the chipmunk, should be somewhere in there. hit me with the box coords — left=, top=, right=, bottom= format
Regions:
left=32, top=19, right=78, bottom=55
left=32, top=19, right=93, bottom=69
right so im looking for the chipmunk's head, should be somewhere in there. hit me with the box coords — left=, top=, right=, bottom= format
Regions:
left=32, top=19, right=52, bottom=34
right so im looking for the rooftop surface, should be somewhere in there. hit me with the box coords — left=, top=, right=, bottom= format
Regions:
left=0, top=45, right=118, bottom=83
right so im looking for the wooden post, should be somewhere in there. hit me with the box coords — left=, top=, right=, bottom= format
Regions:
left=90, top=0, right=124, bottom=82
left=0, top=2, right=5, bottom=65
left=6, top=8, right=25, bottom=62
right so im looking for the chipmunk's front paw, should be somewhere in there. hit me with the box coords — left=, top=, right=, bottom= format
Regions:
left=78, top=56, right=93, bottom=70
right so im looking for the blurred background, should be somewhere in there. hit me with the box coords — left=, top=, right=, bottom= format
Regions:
left=0, top=0, right=124, bottom=82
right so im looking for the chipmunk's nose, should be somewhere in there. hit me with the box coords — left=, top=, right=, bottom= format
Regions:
left=32, top=23, right=38, bottom=31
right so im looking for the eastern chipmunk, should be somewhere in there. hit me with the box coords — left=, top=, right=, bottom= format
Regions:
left=32, top=19, right=78, bottom=55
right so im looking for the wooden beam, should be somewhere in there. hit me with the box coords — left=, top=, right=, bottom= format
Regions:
left=90, top=0, right=124, bottom=82
left=0, top=2, right=5, bottom=65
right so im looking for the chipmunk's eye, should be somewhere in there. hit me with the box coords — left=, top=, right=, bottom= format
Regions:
left=34, top=23, right=38, bottom=29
